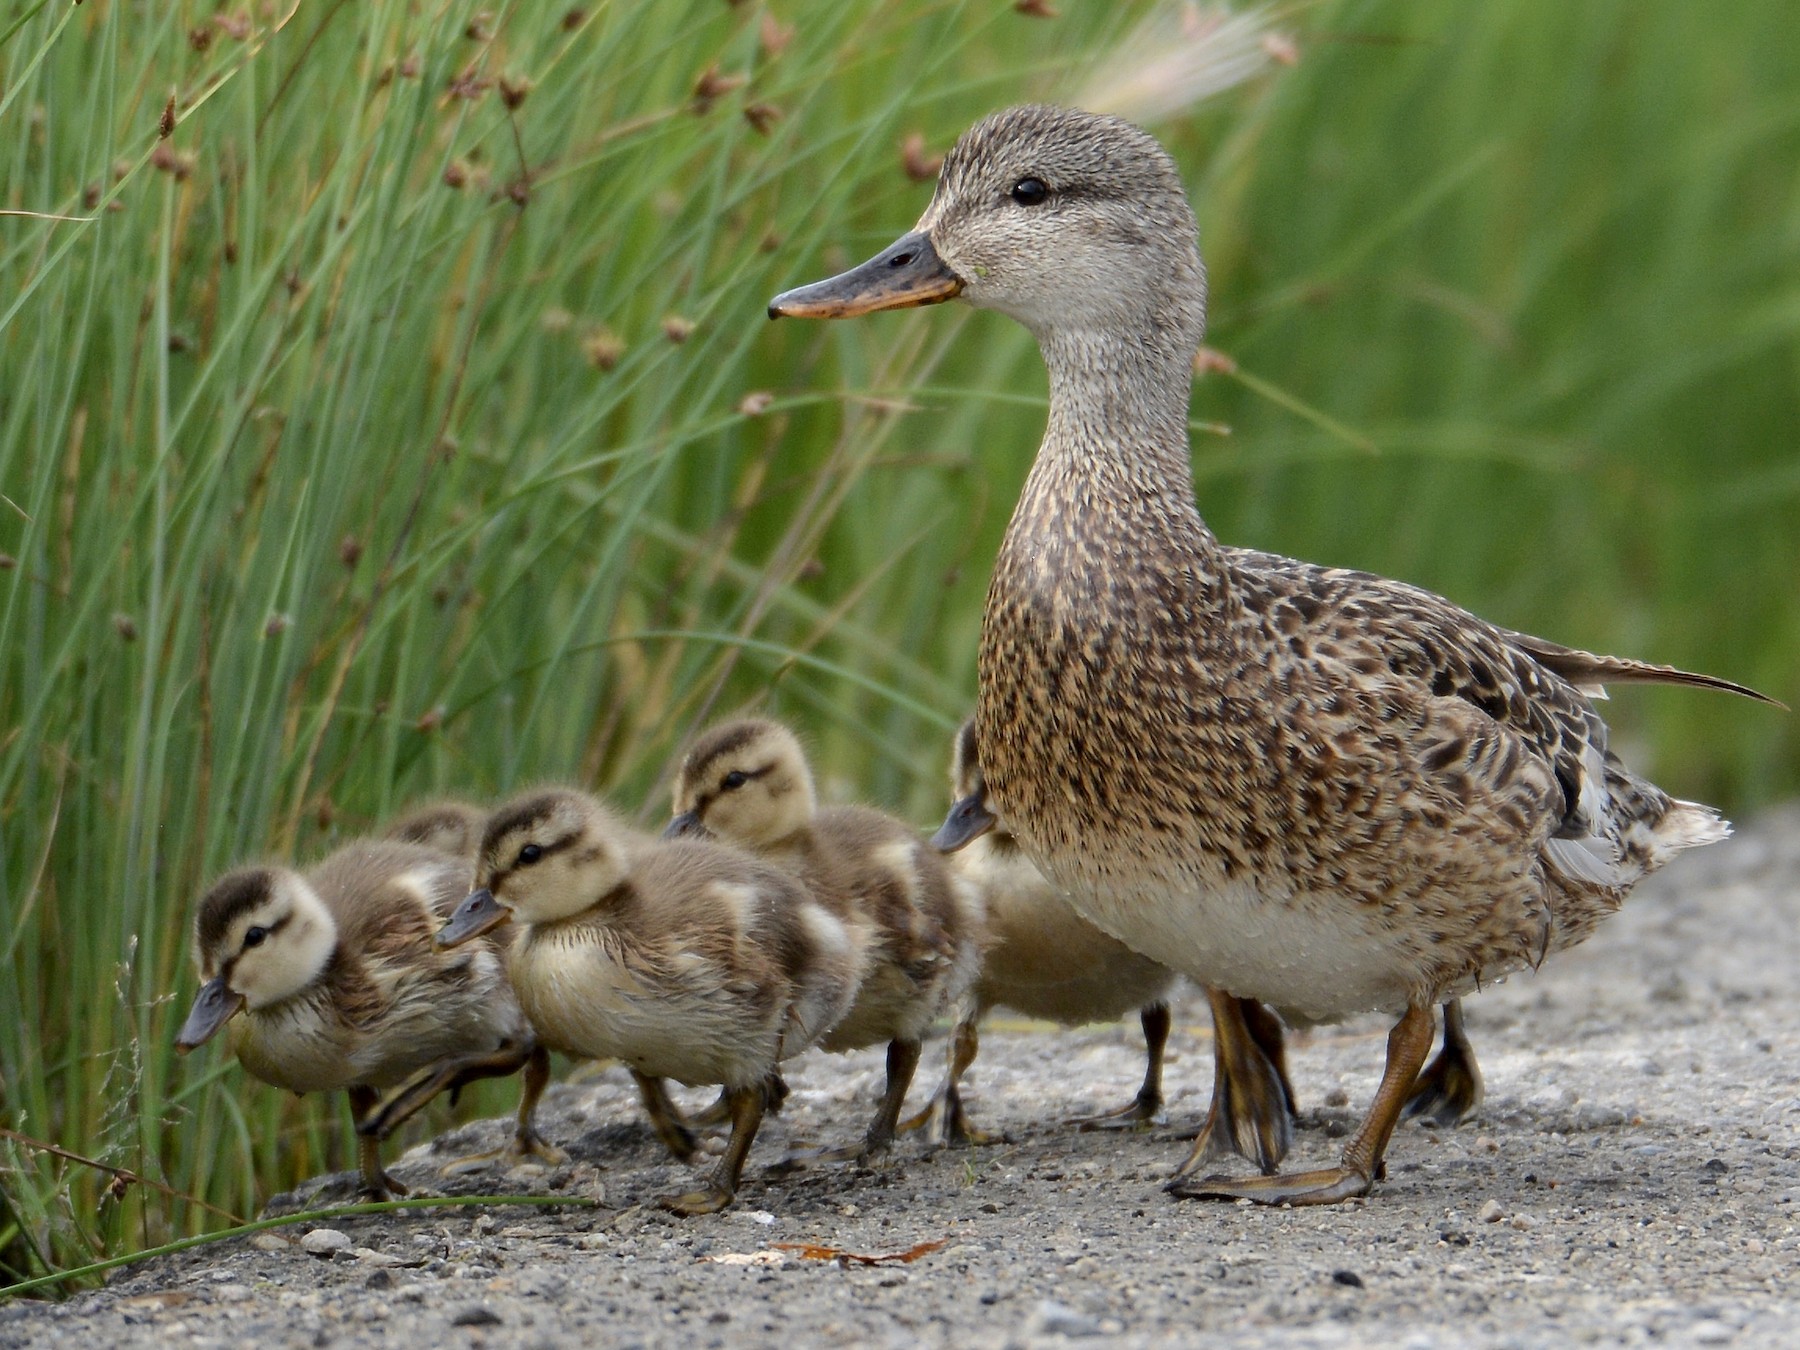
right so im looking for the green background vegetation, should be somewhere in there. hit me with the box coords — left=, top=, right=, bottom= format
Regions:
left=2, top=0, right=1794, bottom=1286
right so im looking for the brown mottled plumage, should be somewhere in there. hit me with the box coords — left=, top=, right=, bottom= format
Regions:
left=920, top=718, right=1180, bottom=1144
left=667, top=718, right=987, bottom=1162
left=441, top=788, right=866, bottom=1214
left=175, top=839, right=532, bottom=1197
left=770, top=103, right=1777, bottom=1205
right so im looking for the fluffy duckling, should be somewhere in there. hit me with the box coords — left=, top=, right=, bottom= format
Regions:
left=666, top=718, right=986, bottom=1163
left=771, top=103, right=1777, bottom=1204
left=384, top=798, right=487, bottom=858
left=358, top=798, right=567, bottom=1171
left=921, top=718, right=1181, bottom=1144
left=436, top=788, right=865, bottom=1214
left=175, top=838, right=534, bottom=1198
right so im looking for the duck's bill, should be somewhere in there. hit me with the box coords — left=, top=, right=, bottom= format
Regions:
left=661, top=811, right=708, bottom=841
left=930, top=792, right=997, bottom=854
left=175, top=976, right=246, bottom=1052
left=768, top=231, right=962, bottom=319
left=437, top=889, right=511, bottom=948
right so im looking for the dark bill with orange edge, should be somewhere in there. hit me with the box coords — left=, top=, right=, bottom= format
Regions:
left=768, top=230, right=962, bottom=319
left=437, top=888, right=511, bottom=949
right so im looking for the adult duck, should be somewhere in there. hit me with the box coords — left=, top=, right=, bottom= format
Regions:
left=769, top=103, right=1776, bottom=1205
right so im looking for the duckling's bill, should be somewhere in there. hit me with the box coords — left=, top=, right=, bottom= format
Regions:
left=175, top=975, right=246, bottom=1052
left=931, top=792, right=996, bottom=854
left=437, top=888, right=511, bottom=948
left=768, top=231, right=962, bottom=319
left=662, top=811, right=707, bottom=840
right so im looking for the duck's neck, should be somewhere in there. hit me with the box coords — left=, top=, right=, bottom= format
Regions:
left=1028, top=325, right=1223, bottom=564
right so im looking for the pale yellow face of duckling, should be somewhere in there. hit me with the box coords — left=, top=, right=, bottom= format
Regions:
left=176, top=868, right=337, bottom=1050
left=444, top=790, right=633, bottom=941
left=666, top=719, right=818, bottom=850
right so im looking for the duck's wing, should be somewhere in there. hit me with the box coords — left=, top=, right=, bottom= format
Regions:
left=1230, top=551, right=1723, bottom=890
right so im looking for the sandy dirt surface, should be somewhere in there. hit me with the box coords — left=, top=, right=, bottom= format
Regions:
left=4, top=808, right=1797, bottom=1349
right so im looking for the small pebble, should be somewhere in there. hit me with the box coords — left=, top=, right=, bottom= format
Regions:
left=1477, top=1199, right=1506, bottom=1224
left=450, top=1307, right=503, bottom=1327
left=1323, top=1087, right=1349, bottom=1108
left=249, top=1234, right=290, bottom=1252
left=1331, top=1269, right=1364, bottom=1288
left=1027, top=1299, right=1103, bottom=1338
left=1510, top=1214, right=1536, bottom=1232
left=300, top=1228, right=353, bottom=1257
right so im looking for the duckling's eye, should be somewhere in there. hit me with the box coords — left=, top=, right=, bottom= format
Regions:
left=517, top=843, right=544, bottom=866
left=1010, top=177, right=1049, bottom=207
left=722, top=771, right=749, bottom=791
left=242, top=926, right=268, bottom=950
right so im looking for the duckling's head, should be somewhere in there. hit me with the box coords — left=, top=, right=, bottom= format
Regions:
left=384, top=799, right=486, bottom=860
left=771, top=104, right=1204, bottom=352
left=665, top=718, right=817, bottom=850
left=460, top=790, right=632, bottom=932
left=176, top=867, right=337, bottom=1050
left=931, top=718, right=1002, bottom=855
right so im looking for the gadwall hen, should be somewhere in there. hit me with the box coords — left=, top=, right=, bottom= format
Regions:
left=771, top=103, right=1777, bottom=1205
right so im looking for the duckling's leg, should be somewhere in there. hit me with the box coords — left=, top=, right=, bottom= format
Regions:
left=1170, top=1003, right=1434, bottom=1206
left=691, top=1073, right=790, bottom=1127
left=505, top=1045, right=568, bottom=1164
left=1402, top=999, right=1483, bottom=1127
left=900, top=1015, right=999, bottom=1146
left=633, top=1071, right=699, bottom=1162
left=1170, top=991, right=1294, bottom=1178
left=347, top=1086, right=408, bottom=1198
left=657, top=1085, right=765, bottom=1216
left=784, top=1038, right=925, bottom=1164
left=1074, top=1002, right=1171, bottom=1129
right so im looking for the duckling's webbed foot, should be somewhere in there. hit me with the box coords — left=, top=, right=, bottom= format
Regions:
left=349, top=1087, right=409, bottom=1199
left=657, top=1084, right=765, bottom=1216
left=692, top=1073, right=790, bottom=1127
left=1402, top=999, right=1483, bottom=1128
left=1075, top=1003, right=1170, bottom=1131
left=1171, top=1004, right=1433, bottom=1207
left=634, top=1071, right=700, bottom=1161
left=781, top=1038, right=923, bottom=1166
left=1170, top=992, right=1294, bottom=1178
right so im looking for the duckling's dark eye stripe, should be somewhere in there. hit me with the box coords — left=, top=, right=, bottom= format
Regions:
left=490, top=831, right=581, bottom=887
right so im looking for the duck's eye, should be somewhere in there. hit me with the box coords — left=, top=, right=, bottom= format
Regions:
left=722, top=771, right=749, bottom=791
left=1010, top=177, right=1049, bottom=206
left=243, top=926, right=268, bottom=950
left=517, top=843, right=544, bottom=866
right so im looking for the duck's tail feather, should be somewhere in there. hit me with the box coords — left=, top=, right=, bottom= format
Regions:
left=1506, top=633, right=1783, bottom=708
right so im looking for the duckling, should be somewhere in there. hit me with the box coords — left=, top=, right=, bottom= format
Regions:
left=770, top=103, right=1778, bottom=1205
left=174, top=838, right=534, bottom=1198
left=384, top=798, right=487, bottom=859
left=358, top=798, right=567, bottom=1171
left=436, top=788, right=865, bottom=1214
left=919, top=718, right=1181, bottom=1144
left=666, top=718, right=986, bottom=1164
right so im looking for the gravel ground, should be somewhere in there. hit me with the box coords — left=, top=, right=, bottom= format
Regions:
left=5, top=808, right=1798, bottom=1349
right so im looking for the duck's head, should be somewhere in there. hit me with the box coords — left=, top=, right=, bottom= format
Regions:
left=931, top=718, right=1001, bottom=855
left=176, top=867, right=337, bottom=1050
left=439, top=790, right=630, bottom=945
left=665, top=718, right=817, bottom=850
left=770, top=104, right=1204, bottom=351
